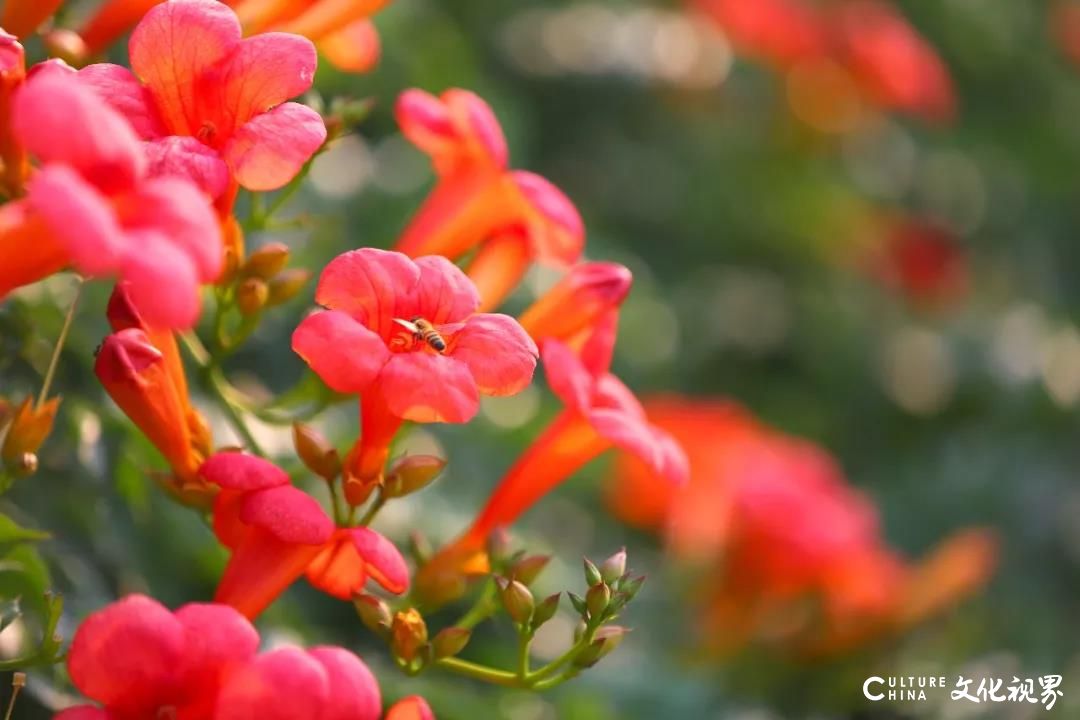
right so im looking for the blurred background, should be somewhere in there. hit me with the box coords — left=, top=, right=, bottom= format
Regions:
left=5, top=0, right=1080, bottom=717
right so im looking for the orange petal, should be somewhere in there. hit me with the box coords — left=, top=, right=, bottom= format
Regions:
left=0, top=202, right=66, bottom=297
left=317, top=19, right=380, bottom=73
left=465, top=230, right=532, bottom=313
left=78, top=0, right=164, bottom=57
left=215, top=525, right=325, bottom=620
left=276, top=0, right=389, bottom=42
left=1, top=0, right=63, bottom=38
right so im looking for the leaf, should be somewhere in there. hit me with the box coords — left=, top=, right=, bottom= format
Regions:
left=0, top=596, right=21, bottom=633
left=0, top=544, right=51, bottom=619
left=0, top=514, right=49, bottom=546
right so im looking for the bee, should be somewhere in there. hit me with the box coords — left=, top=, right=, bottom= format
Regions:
left=394, top=316, right=447, bottom=353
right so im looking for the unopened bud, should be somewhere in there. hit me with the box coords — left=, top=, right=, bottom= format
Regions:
left=499, top=578, right=534, bottom=625
left=531, top=593, right=560, bottom=631
left=353, top=594, right=391, bottom=637
left=432, top=627, right=471, bottom=659
left=583, top=557, right=602, bottom=587
left=268, top=268, right=311, bottom=306
left=599, top=548, right=626, bottom=584
left=242, top=242, right=290, bottom=279
left=573, top=626, right=628, bottom=668
left=1, top=396, right=59, bottom=464
left=42, top=30, right=87, bottom=67
left=219, top=217, right=245, bottom=286
left=567, top=592, right=588, bottom=618
left=384, top=455, right=445, bottom=498
left=586, top=583, right=610, bottom=619
left=236, top=277, right=269, bottom=316
left=509, top=555, right=550, bottom=586
left=487, top=528, right=511, bottom=566
left=292, top=422, right=341, bottom=481
left=390, top=609, right=428, bottom=664
left=620, top=575, right=646, bottom=601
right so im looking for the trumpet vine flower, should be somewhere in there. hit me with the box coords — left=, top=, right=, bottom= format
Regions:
left=292, top=248, right=538, bottom=504
left=0, top=68, right=221, bottom=328
left=1, top=0, right=64, bottom=38
left=393, top=88, right=584, bottom=310
left=200, top=452, right=409, bottom=619
left=77, top=0, right=326, bottom=211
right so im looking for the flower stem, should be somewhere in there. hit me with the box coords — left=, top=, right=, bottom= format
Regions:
left=434, top=657, right=522, bottom=688
left=453, top=580, right=497, bottom=630
left=37, top=279, right=82, bottom=408
left=517, top=629, right=533, bottom=679
left=3, top=683, right=21, bottom=720
left=357, top=488, right=387, bottom=526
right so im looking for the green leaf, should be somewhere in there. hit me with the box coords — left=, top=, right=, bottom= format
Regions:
left=0, top=514, right=49, bottom=545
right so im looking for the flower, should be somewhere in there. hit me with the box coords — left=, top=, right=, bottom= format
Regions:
left=517, top=261, right=633, bottom=353
left=865, top=216, right=968, bottom=308
left=692, top=0, right=828, bottom=69
left=393, top=89, right=584, bottom=310
left=55, top=594, right=383, bottom=719
left=0, top=67, right=221, bottom=328
left=1, top=0, right=63, bottom=38
left=0, top=395, right=59, bottom=474
left=385, top=696, right=436, bottom=720
left=0, top=29, right=25, bottom=196
left=415, top=339, right=687, bottom=606
left=200, top=452, right=409, bottom=619
left=292, top=248, right=538, bottom=504
left=77, top=0, right=327, bottom=210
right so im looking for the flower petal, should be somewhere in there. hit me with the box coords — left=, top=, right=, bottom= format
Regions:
left=122, top=176, right=223, bottom=281
left=409, top=255, right=481, bottom=323
left=239, top=485, right=334, bottom=545
left=214, top=647, right=330, bottom=720
left=589, top=407, right=689, bottom=487
left=351, top=526, right=409, bottom=594
left=129, top=0, right=241, bottom=136
left=199, top=452, right=291, bottom=491
left=451, top=313, right=537, bottom=396
left=174, top=602, right=259, bottom=692
left=291, top=310, right=389, bottom=393
left=224, top=101, right=326, bottom=191
left=539, top=340, right=593, bottom=413
left=307, top=647, right=382, bottom=720
left=314, top=248, right=420, bottom=336
left=117, top=230, right=202, bottom=329
left=385, top=696, right=436, bottom=720
left=317, top=19, right=380, bottom=73
left=378, top=352, right=479, bottom=424
left=15, top=71, right=143, bottom=193
left=67, top=595, right=185, bottom=715
left=305, top=530, right=367, bottom=600
left=145, top=136, right=230, bottom=199
left=510, top=170, right=584, bottom=266
left=78, top=63, right=166, bottom=139
left=53, top=708, right=113, bottom=720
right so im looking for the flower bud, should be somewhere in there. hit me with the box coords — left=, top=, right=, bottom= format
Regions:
left=390, top=609, right=428, bottom=664
left=567, top=592, right=588, bottom=618
left=242, top=242, right=290, bottom=279
left=573, top=626, right=628, bottom=668
left=432, top=627, right=471, bottom=659
left=620, top=574, right=646, bottom=601
left=487, top=528, right=511, bottom=567
left=236, top=277, right=269, bottom=316
left=384, top=455, right=445, bottom=498
left=583, top=557, right=602, bottom=587
left=531, top=593, right=561, bottom=631
left=499, top=578, right=534, bottom=625
left=585, top=583, right=610, bottom=619
left=1, top=396, right=59, bottom=466
left=268, top=268, right=311, bottom=306
left=42, top=30, right=87, bottom=67
left=353, top=594, right=392, bottom=638
left=219, top=216, right=245, bottom=286
left=509, top=554, right=550, bottom=586
left=292, top=422, right=341, bottom=481
left=599, top=547, right=626, bottom=584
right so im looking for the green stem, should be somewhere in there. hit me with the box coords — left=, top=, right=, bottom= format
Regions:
left=517, top=630, right=532, bottom=679
left=526, top=626, right=596, bottom=683
left=37, top=279, right=82, bottom=407
left=326, top=478, right=344, bottom=526
left=453, top=579, right=497, bottom=630
left=434, top=657, right=522, bottom=688
left=357, top=489, right=386, bottom=526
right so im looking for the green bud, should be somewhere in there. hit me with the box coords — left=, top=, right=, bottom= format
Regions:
left=585, top=583, right=611, bottom=619
left=583, top=557, right=602, bottom=587
left=500, top=578, right=535, bottom=625
left=509, top=555, right=550, bottom=586
left=599, top=547, right=627, bottom=584
left=573, top=626, right=628, bottom=668
left=621, top=575, right=646, bottom=601
left=487, top=529, right=511, bottom=567
left=432, top=627, right=471, bottom=659
left=567, top=592, right=588, bottom=617
left=384, top=455, right=446, bottom=498
left=352, top=594, right=391, bottom=637
left=531, top=593, right=561, bottom=631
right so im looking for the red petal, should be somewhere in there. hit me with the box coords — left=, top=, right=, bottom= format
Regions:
left=385, top=696, right=436, bottom=720
left=209, top=32, right=316, bottom=129
left=239, top=485, right=334, bottom=545
left=540, top=340, right=593, bottom=413
left=215, top=526, right=327, bottom=620
left=145, top=136, right=230, bottom=199
left=78, top=63, right=166, bottom=139
left=444, top=88, right=508, bottom=170
left=351, top=526, right=409, bottom=594
left=451, top=313, right=537, bottom=396
left=213, top=647, right=330, bottom=720
left=129, top=0, right=241, bottom=136
left=314, top=248, right=420, bottom=337
left=510, top=170, right=584, bottom=266
left=305, top=530, right=367, bottom=600
left=318, top=19, right=380, bottom=73
left=291, top=310, right=389, bottom=393
left=377, top=352, right=479, bottom=424
left=67, top=595, right=185, bottom=714
left=117, top=229, right=202, bottom=330
left=53, top=708, right=113, bottom=720
left=199, top=452, right=290, bottom=491
left=123, top=176, right=222, bottom=281
left=307, top=647, right=382, bottom=720
left=409, top=255, right=479, bottom=323
left=224, top=101, right=326, bottom=191
left=174, top=602, right=259, bottom=692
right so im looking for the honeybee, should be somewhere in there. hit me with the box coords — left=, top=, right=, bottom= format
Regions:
left=394, top=316, right=447, bottom=353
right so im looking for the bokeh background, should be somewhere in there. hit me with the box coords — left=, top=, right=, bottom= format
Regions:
left=4, top=0, right=1080, bottom=717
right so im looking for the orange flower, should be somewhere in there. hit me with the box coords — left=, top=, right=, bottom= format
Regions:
left=518, top=261, right=633, bottom=353
left=394, top=89, right=584, bottom=311
left=0, top=0, right=64, bottom=38
left=1, top=395, right=59, bottom=474
left=0, top=29, right=24, bottom=196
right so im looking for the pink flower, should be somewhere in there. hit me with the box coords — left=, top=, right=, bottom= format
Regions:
left=200, top=452, right=409, bottom=619
left=77, top=0, right=326, bottom=208
left=55, top=594, right=383, bottom=720
left=0, top=68, right=220, bottom=329
left=292, top=248, right=538, bottom=503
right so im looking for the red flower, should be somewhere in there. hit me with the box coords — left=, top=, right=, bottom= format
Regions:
left=692, top=0, right=829, bottom=69
left=200, top=452, right=409, bottom=619
left=292, top=248, right=537, bottom=503
left=55, top=594, right=384, bottom=719
left=77, top=0, right=326, bottom=210
left=866, top=216, right=968, bottom=308
left=0, top=67, right=221, bottom=328
left=385, top=696, right=436, bottom=720
left=518, top=261, right=633, bottom=354
left=393, top=89, right=584, bottom=311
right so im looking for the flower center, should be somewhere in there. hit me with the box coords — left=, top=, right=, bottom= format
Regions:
left=390, top=316, right=447, bottom=354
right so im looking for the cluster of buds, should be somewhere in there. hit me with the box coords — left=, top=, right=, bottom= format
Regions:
left=223, top=240, right=312, bottom=321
